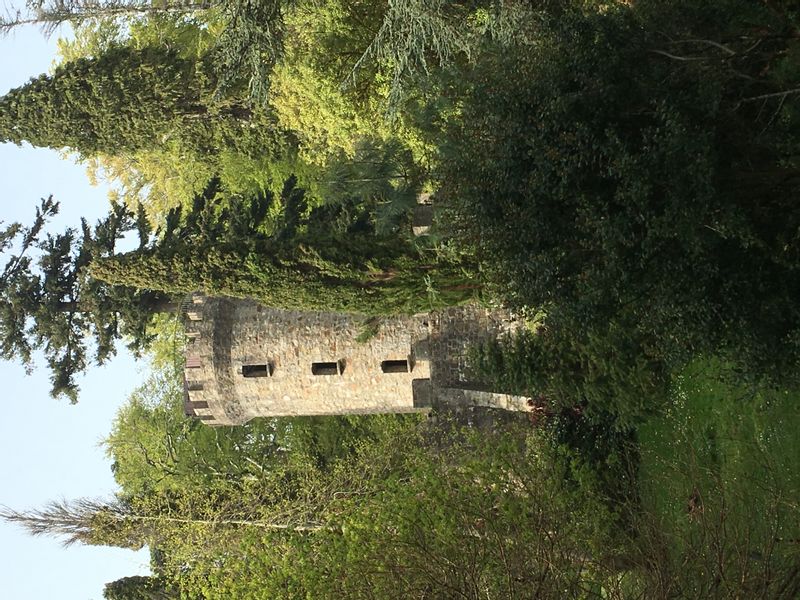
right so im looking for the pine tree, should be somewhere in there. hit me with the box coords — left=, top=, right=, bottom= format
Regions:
left=0, top=0, right=213, bottom=37
left=0, top=197, right=174, bottom=401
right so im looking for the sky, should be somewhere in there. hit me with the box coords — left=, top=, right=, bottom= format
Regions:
left=0, top=21, right=152, bottom=600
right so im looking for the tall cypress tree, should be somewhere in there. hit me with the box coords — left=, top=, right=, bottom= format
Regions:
left=90, top=178, right=391, bottom=313
left=0, top=45, right=210, bottom=155
left=91, top=177, right=472, bottom=315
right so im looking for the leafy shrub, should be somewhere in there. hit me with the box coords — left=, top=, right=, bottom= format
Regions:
left=474, top=324, right=671, bottom=430
left=438, top=1, right=800, bottom=383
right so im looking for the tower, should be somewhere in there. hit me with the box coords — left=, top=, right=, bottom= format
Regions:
left=183, top=294, right=534, bottom=425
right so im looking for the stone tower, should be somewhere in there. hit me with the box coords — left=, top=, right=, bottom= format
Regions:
left=183, top=294, right=533, bottom=426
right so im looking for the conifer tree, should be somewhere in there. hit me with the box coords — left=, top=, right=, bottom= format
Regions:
left=90, top=177, right=429, bottom=314
left=0, top=197, right=174, bottom=401
left=0, top=0, right=212, bottom=37
left=2, top=0, right=288, bottom=105
left=0, top=45, right=212, bottom=155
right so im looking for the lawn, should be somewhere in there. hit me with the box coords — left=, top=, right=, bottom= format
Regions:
left=633, top=358, right=800, bottom=596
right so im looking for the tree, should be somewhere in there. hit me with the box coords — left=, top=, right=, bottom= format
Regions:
left=91, top=176, right=475, bottom=315
left=2, top=0, right=288, bottom=105
left=435, top=1, right=800, bottom=381
left=211, top=0, right=285, bottom=104
left=0, top=0, right=210, bottom=37
left=348, top=0, right=474, bottom=108
left=314, top=139, right=423, bottom=235
left=0, top=45, right=231, bottom=156
left=0, top=197, right=172, bottom=401
left=157, top=422, right=628, bottom=599
left=103, top=575, right=175, bottom=600
left=0, top=493, right=326, bottom=558
left=105, top=362, right=288, bottom=498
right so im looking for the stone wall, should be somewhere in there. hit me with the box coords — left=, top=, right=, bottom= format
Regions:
left=185, top=295, right=432, bottom=424
left=427, top=305, right=521, bottom=388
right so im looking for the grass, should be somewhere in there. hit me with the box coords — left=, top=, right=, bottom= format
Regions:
left=631, top=358, right=800, bottom=597
left=639, top=358, right=800, bottom=525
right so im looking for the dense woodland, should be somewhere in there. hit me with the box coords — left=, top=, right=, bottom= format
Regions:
left=1, top=0, right=800, bottom=598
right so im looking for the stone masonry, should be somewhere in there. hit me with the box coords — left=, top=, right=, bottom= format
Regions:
left=183, top=294, right=533, bottom=425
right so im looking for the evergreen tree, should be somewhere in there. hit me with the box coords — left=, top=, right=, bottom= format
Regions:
left=0, top=0, right=212, bottom=37
left=211, top=0, right=286, bottom=103
left=103, top=575, right=175, bottom=600
left=0, top=197, right=173, bottom=401
left=2, top=0, right=289, bottom=105
left=91, top=177, right=469, bottom=315
left=0, top=45, right=221, bottom=155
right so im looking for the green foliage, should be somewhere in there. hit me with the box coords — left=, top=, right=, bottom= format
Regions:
left=313, top=139, right=423, bottom=235
left=1, top=39, right=292, bottom=221
left=281, top=413, right=417, bottom=469
left=270, top=0, right=384, bottom=163
left=437, top=0, right=800, bottom=382
left=270, top=0, right=438, bottom=168
left=355, top=317, right=380, bottom=343
left=166, top=422, right=624, bottom=600
left=472, top=326, right=643, bottom=508
left=103, top=575, right=175, bottom=600
left=106, top=368, right=285, bottom=499
left=0, top=197, right=171, bottom=401
left=46, top=7, right=300, bottom=216
left=216, top=150, right=311, bottom=202
left=0, top=45, right=211, bottom=155
left=349, top=0, right=474, bottom=108
left=91, top=176, right=476, bottom=315
left=631, top=358, right=800, bottom=598
left=6, top=0, right=286, bottom=106
left=211, top=0, right=285, bottom=103
left=4, top=2, right=800, bottom=597
left=83, top=107, right=292, bottom=219
left=0, top=0, right=213, bottom=38
left=474, top=326, right=670, bottom=429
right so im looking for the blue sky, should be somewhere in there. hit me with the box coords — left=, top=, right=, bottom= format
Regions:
left=0, top=22, right=151, bottom=600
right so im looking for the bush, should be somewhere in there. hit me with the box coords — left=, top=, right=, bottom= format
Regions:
left=474, top=324, right=670, bottom=430
left=437, top=1, right=800, bottom=383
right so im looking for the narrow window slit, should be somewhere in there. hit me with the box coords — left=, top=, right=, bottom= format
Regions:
left=381, top=359, right=410, bottom=374
left=312, top=361, right=344, bottom=376
left=242, top=363, right=273, bottom=378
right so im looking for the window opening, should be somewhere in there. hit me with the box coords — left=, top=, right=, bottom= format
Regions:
left=242, top=363, right=272, bottom=378
left=312, top=360, right=343, bottom=376
left=381, top=359, right=410, bottom=374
